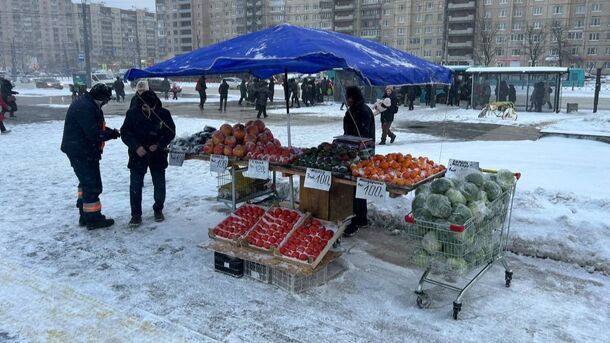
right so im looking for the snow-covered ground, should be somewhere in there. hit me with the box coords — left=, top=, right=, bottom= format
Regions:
left=1, top=113, right=609, bottom=341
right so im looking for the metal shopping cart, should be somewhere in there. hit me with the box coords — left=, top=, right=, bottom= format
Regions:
left=404, top=170, right=520, bottom=319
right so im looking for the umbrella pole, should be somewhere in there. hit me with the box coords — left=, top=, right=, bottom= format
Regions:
left=284, top=68, right=296, bottom=209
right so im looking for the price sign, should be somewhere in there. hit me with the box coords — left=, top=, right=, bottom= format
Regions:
left=210, top=154, right=229, bottom=173
left=446, top=159, right=480, bottom=178
left=304, top=168, right=332, bottom=191
left=168, top=152, right=185, bottom=167
left=355, top=178, right=386, bottom=202
left=246, top=159, right=269, bottom=179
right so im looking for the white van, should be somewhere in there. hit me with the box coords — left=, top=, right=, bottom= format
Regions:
left=91, top=72, right=115, bottom=88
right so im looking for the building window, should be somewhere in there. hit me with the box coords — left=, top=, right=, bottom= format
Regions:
left=533, top=7, right=542, bottom=16
left=513, top=8, right=523, bottom=17
left=383, top=19, right=388, bottom=27
left=398, top=15, right=405, bottom=23
left=534, top=21, right=542, bottom=29
left=424, top=50, right=432, bottom=57
left=410, top=37, right=420, bottom=44
left=513, top=22, right=522, bottom=30
left=587, top=47, right=597, bottom=55
left=496, top=47, right=504, bottom=56
left=591, top=3, right=601, bottom=12
left=552, top=6, right=562, bottom=15
left=496, top=36, right=505, bottom=43
left=424, top=38, right=432, bottom=45
left=425, top=14, right=432, bottom=22
left=426, top=2, right=433, bottom=10
left=512, top=49, right=520, bottom=56
left=575, top=5, right=585, bottom=14
left=511, top=33, right=523, bottom=41
left=606, top=47, right=610, bottom=55
left=570, top=47, right=579, bottom=55
left=425, top=26, right=432, bottom=33
left=499, top=9, right=506, bottom=17
left=499, top=0, right=507, bottom=4
left=416, top=14, right=422, bottom=22
left=484, top=11, right=491, bottom=18
left=575, top=20, right=584, bottom=28
left=591, top=18, right=601, bottom=27
left=589, top=33, right=599, bottom=41
left=496, top=22, right=506, bottom=31
left=397, top=28, right=405, bottom=35
left=484, top=0, right=492, bottom=5
left=568, top=32, right=583, bottom=40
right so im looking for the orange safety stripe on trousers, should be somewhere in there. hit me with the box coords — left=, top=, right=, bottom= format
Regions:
left=77, top=188, right=83, bottom=199
left=83, top=202, right=102, bottom=213
left=100, top=121, right=107, bottom=151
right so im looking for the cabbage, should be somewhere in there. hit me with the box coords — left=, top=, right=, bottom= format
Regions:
left=464, top=172, right=485, bottom=187
left=431, top=178, right=454, bottom=194
left=411, top=194, right=427, bottom=211
left=460, top=182, right=479, bottom=202
left=445, top=188, right=466, bottom=206
left=447, top=257, right=468, bottom=274
left=422, top=231, right=441, bottom=254
left=412, top=249, right=432, bottom=268
left=483, top=180, right=503, bottom=201
left=496, top=169, right=516, bottom=191
left=425, top=194, right=452, bottom=219
left=468, top=201, right=490, bottom=222
left=448, top=204, right=473, bottom=225
left=415, top=183, right=432, bottom=196
left=452, top=179, right=463, bottom=189
left=477, top=190, right=489, bottom=203
left=413, top=207, right=433, bottom=221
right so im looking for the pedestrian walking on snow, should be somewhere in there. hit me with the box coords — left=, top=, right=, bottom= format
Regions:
left=160, top=77, right=171, bottom=100
left=218, top=79, right=229, bottom=112
left=113, top=77, right=125, bottom=102
left=195, top=76, right=207, bottom=110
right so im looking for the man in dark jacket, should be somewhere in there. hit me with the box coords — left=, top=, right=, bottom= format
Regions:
left=290, top=79, right=300, bottom=108
left=300, top=80, right=309, bottom=107
left=379, top=86, right=398, bottom=145
left=406, top=86, right=418, bottom=110
left=254, top=81, right=271, bottom=118
left=160, top=77, right=171, bottom=100
left=343, top=86, right=375, bottom=237
left=113, top=77, right=125, bottom=102
left=121, top=90, right=176, bottom=226
left=218, top=79, right=229, bottom=111
left=238, top=79, right=247, bottom=105
left=268, top=78, right=275, bottom=103
left=195, top=76, right=207, bottom=110
left=60, top=84, right=120, bottom=229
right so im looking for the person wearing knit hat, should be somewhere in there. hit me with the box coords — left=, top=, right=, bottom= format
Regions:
left=130, top=80, right=150, bottom=110
left=121, top=90, right=176, bottom=227
left=379, top=86, right=398, bottom=145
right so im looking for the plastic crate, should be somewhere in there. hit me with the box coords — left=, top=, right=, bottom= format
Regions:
left=244, top=260, right=273, bottom=283
left=217, top=166, right=271, bottom=203
left=271, top=264, right=328, bottom=294
left=214, top=252, right=244, bottom=278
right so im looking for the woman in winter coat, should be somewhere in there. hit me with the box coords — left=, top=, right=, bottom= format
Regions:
left=378, top=86, right=398, bottom=144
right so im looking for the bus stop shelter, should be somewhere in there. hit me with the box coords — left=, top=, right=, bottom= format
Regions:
left=466, top=67, right=568, bottom=113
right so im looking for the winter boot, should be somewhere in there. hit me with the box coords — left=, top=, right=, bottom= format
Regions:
left=154, top=210, right=165, bottom=223
left=343, top=222, right=359, bottom=238
left=78, top=208, right=86, bottom=227
left=129, top=215, right=142, bottom=227
left=86, top=214, right=115, bottom=230
left=390, top=134, right=396, bottom=144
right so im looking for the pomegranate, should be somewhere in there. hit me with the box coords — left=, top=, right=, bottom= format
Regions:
left=224, top=135, right=237, bottom=148
left=257, top=132, right=269, bottom=144
left=246, top=124, right=259, bottom=136
left=224, top=145, right=233, bottom=156
left=203, top=141, right=214, bottom=154
left=213, top=144, right=225, bottom=155
left=233, top=144, right=246, bottom=157
left=211, top=131, right=225, bottom=145
left=220, top=123, right=233, bottom=137
left=254, top=119, right=266, bottom=132
left=244, top=133, right=257, bottom=143
left=233, top=124, right=246, bottom=142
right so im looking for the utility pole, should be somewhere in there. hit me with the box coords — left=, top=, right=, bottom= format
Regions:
left=82, top=0, right=92, bottom=88
left=11, top=38, right=17, bottom=80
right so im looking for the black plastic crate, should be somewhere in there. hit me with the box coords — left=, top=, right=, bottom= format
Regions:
left=214, top=252, right=244, bottom=278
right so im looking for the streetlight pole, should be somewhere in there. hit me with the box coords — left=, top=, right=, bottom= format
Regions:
left=81, top=0, right=92, bottom=88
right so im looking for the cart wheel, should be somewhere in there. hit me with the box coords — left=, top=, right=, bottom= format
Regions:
left=505, top=271, right=513, bottom=288
left=452, top=302, right=462, bottom=320
left=416, top=293, right=431, bottom=309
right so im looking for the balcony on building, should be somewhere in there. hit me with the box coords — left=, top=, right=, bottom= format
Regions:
left=448, top=14, right=474, bottom=22
left=334, top=14, right=354, bottom=21
left=335, top=2, right=354, bottom=11
left=335, top=25, right=354, bottom=33
left=447, top=1, right=475, bottom=11
left=447, top=40, right=473, bottom=48
left=448, top=27, right=474, bottom=36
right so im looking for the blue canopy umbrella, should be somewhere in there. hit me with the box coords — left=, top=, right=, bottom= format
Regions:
left=125, top=24, right=451, bottom=86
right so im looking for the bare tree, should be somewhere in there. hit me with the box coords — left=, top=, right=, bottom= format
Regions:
left=522, top=24, right=548, bottom=66
left=549, top=23, right=572, bottom=67
left=474, top=18, right=498, bottom=66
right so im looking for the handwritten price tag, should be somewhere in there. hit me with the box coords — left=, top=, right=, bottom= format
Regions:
left=168, top=152, right=185, bottom=167
left=355, top=178, right=386, bottom=202
left=303, top=168, right=332, bottom=191
left=446, top=159, right=479, bottom=178
left=246, top=159, right=269, bottom=179
left=210, top=154, right=229, bottom=173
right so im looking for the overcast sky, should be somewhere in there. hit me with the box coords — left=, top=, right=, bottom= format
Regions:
left=91, top=0, right=156, bottom=11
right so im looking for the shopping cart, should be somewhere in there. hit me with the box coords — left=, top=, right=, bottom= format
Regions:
left=404, top=170, right=520, bottom=319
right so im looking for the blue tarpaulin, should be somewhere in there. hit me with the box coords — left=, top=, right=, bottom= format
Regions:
left=125, top=24, right=451, bottom=86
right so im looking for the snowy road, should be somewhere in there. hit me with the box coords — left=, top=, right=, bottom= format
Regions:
left=0, top=115, right=609, bottom=342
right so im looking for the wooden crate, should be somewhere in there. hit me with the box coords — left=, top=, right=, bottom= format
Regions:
left=298, top=177, right=354, bottom=222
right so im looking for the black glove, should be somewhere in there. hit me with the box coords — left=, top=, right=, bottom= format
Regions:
left=110, top=129, right=121, bottom=139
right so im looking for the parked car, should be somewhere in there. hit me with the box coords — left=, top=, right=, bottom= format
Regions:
left=222, top=77, right=242, bottom=89
left=130, top=78, right=177, bottom=92
left=91, top=72, right=115, bottom=88
left=35, top=78, right=64, bottom=89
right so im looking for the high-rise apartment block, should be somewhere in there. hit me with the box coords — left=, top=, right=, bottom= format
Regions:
left=0, top=0, right=157, bottom=72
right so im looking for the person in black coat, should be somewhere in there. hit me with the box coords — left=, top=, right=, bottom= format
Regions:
left=113, top=77, right=125, bottom=102
left=300, top=80, right=309, bottom=107
left=508, top=84, right=517, bottom=104
left=160, top=77, right=171, bottom=100
left=379, top=86, right=398, bottom=144
left=60, top=84, right=120, bottom=229
left=268, top=78, right=275, bottom=102
left=290, top=79, right=300, bottom=108
left=218, top=79, right=229, bottom=111
left=238, top=79, right=247, bottom=105
left=254, top=81, right=271, bottom=118
left=120, top=90, right=176, bottom=226
left=195, top=76, right=207, bottom=110
left=343, top=86, right=375, bottom=237
left=406, top=85, right=418, bottom=110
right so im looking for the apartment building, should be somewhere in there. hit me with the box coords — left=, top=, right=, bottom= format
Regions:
left=0, top=0, right=157, bottom=72
left=156, top=0, right=195, bottom=58
left=156, top=0, right=609, bottom=72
